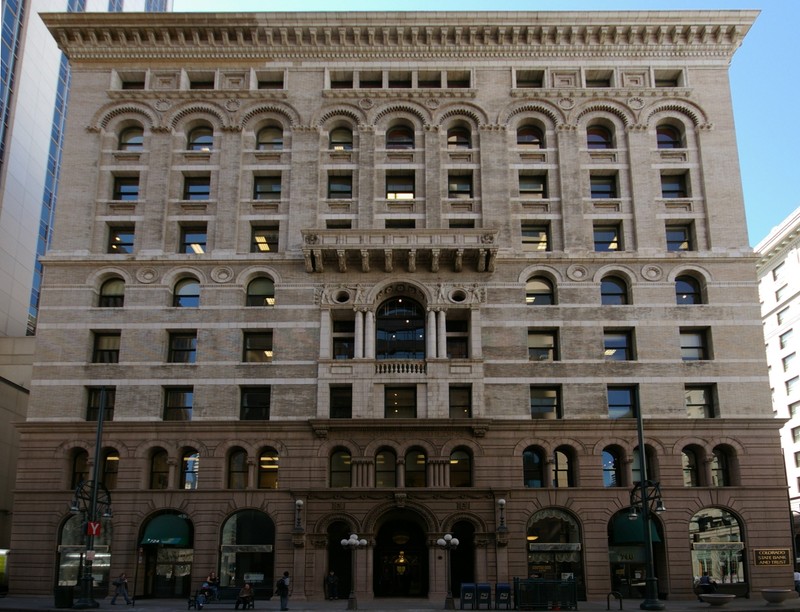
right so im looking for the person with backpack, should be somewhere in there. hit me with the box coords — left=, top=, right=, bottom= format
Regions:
left=110, top=572, right=131, bottom=605
left=276, top=571, right=291, bottom=611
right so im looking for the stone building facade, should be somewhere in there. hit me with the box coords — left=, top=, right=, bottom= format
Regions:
left=9, top=9, right=787, bottom=603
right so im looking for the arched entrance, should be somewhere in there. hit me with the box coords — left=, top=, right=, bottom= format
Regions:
left=327, top=521, right=353, bottom=599
left=219, top=510, right=275, bottom=590
left=450, top=521, right=475, bottom=596
left=138, top=511, right=194, bottom=598
left=373, top=511, right=428, bottom=597
left=607, top=509, right=666, bottom=600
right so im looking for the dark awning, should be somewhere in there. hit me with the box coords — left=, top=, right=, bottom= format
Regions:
left=610, top=514, right=661, bottom=545
left=141, top=514, right=191, bottom=546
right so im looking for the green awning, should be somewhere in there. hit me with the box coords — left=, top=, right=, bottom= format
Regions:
left=141, top=514, right=191, bottom=546
left=610, top=514, right=661, bottom=545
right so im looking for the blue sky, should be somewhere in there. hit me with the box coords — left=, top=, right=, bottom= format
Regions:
left=173, top=0, right=798, bottom=247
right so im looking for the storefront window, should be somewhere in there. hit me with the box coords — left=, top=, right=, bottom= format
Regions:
left=689, top=508, right=745, bottom=590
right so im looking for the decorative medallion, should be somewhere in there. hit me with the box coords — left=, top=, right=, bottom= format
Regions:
left=567, top=264, right=589, bottom=281
left=628, top=96, right=645, bottom=110
left=154, top=99, right=171, bottom=112
left=225, top=98, right=241, bottom=112
left=425, top=98, right=440, bottom=110
left=641, top=264, right=663, bottom=281
left=358, top=98, right=374, bottom=110
left=211, top=266, right=234, bottom=283
left=558, top=97, right=575, bottom=110
left=136, top=267, right=158, bottom=284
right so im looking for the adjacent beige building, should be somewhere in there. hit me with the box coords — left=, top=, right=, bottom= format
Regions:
left=9, top=9, right=787, bottom=603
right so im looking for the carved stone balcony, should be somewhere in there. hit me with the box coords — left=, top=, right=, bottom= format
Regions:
left=301, top=228, right=498, bottom=274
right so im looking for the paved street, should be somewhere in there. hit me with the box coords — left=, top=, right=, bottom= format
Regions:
left=3, top=593, right=800, bottom=612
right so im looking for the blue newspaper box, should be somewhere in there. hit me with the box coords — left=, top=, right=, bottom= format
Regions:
left=476, top=583, right=491, bottom=609
left=460, top=583, right=476, bottom=609
left=495, top=583, right=511, bottom=609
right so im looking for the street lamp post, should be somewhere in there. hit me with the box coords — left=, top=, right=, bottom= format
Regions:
left=340, top=533, right=367, bottom=610
left=628, top=405, right=665, bottom=611
left=71, top=386, right=112, bottom=609
left=436, top=533, right=459, bottom=609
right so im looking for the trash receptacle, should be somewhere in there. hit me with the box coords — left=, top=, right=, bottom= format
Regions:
left=476, top=583, right=491, bottom=609
left=54, top=586, right=74, bottom=608
left=495, top=583, right=511, bottom=609
left=460, top=582, right=476, bottom=609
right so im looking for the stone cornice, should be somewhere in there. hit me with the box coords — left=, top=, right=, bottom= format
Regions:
left=41, top=10, right=758, bottom=63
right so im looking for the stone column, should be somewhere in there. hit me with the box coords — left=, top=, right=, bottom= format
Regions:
left=437, top=310, right=447, bottom=358
left=426, top=309, right=437, bottom=358
left=354, top=310, right=364, bottom=359
left=365, top=309, right=375, bottom=359
left=319, top=310, right=332, bottom=360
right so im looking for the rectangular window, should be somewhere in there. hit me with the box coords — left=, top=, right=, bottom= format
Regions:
left=168, top=332, right=197, bottom=363
left=528, top=329, right=558, bottom=361
left=164, top=387, right=193, bottom=421
left=448, top=173, right=473, bottom=199
left=251, top=224, right=279, bottom=253
left=449, top=385, right=472, bottom=418
left=256, top=71, right=284, bottom=89
left=332, top=319, right=355, bottom=360
left=586, top=70, right=612, bottom=87
left=666, top=224, right=694, bottom=251
left=780, top=329, right=794, bottom=349
left=604, top=329, right=634, bottom=360
left=519, top=173, right=547, bottom=199
left=240, top=386, right=270, bottom=420
left=776, top=285, right=789, bottom=302
left=113, top=176, right=139, bottom=201
left=108, top=226, right=134, bottom=254
left=183, top=176, right=211, bottom=200
left=594, top=224, right=622, bottom=251
left=773, top=262, right=786, bottom=282
left=680, top=328, right=710, bottom=361
left=685, top=385, right=716, bottom=418
left=788, top=376, right=799, bottom=396
left=330, top=385, right=353, bottom=418
left=590, top=174, right=617, bottom=199
left=661, top=172, right=689, bottom=198
left=784, top=353, right=796, bottom=372
left=86, top=387, right=116, bottom=421
left=253, top=175, right=282, bottom=200
left=778, top=308, right=790, bottom=326
left=530, top=386, right=561, bottom=419
left=328, top=174, right=353, bottom=199
left=326, top=220, right=352, bottom=229
left=385, top=219, right=415, bottom=229
left=446, top=318, right=469, bottom=359
left=180, top=225, right=207, bottom=254
left=794, top=426, right=800, bottom=444
left=521, top=222, right=550, bottom=252
left=791, top=401, right=800, bottom=418
left=449, top=219, right=475, bottom=229
left=385, top=386, right=416, bottom=418
left=386, top=173, right=415, bottom=200
left=243, top=331, right=273, bottom=362
left=93, top=332, right=120, bottom=363
left=608, top=386, right=637, bottom=419
left=795, top=451, right=800, bottom=468
left=516, top=69, right=544, bottom=88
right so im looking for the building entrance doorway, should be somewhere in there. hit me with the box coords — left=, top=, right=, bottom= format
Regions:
left=373, top=512, right=428, bottom=597
left=138, top=511, right=194, bottom=598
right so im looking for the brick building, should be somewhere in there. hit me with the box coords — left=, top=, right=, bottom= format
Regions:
left=9, top=9, right=788, bottom=603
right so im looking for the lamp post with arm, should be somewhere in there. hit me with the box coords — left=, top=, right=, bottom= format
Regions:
left=437, top=533, right=459, bottom=609
left=341, top=533, right=367, bottom=610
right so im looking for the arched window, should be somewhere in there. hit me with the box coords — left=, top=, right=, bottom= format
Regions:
left=150, top=449, right=169, bottom=489
left=405, top=448, right=427, bottom=487
left=601, top=275, right=628, bottom=305
left=258, top=447, right=279, bottom=489
left=181, top=449, right=199, bottom=490
left=447, top=126, right=471, bottom=149
left=656, top=125, right=683, bottom=149
left=376, top=297, right=425, bottom=360
left=246, top=277, right=275, bottom=307
left=632, top=445, right=658, bottom=484
left=682, top=447, right=702, bottom=487
left=329, top=127, right=353, bottom=151
left=450, top=449, right=472, bottom=487
left=118, top=126, right=144, bottom=151
left=602, top=447, right=623, bottom=487
left=587, top=125, right=613, bottom=149
left=71, top=449, right=89, bottom=488
left=228, top=448, right=248, bottom=489
left=386, top=125, right=414, bottom=150
left=99, top=278, right=125, bottom=307
left=517, top=125, right=544, bottom=148
left=711, top=446, right=735, bottom=486
left=101, top=449, right=119, bottom=490
left=553, top=446, right=574, bottom=487
left=526, top=277, right=554, bottom=305
left=523, top=446, right=545, bottom=488
left=676, top=275, right=702, bottom=305
left=187, top=125, right=214, bottom=151
left=375, top=449, right=397, bottom=487
left=330, top=449, right=351, bottom=487
left=689, top=508, right=744, bottom=585
left=173, top=278, right=200, bottom=307
left=256, top=126, right=283, bottom=150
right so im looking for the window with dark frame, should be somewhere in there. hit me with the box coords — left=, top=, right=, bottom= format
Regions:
left=593, top=224, right=622, bottom=251
left=108, top=226, right=134, bottom=254
left=666, top=224, right=694, bottom=251
left=680, top=328, right=710, bottom=361
left=590, top=174, right=618, bottom=199
left=661, top=172, right=689, bottom=198
left=328, top=174, right=353, bottom=199
left=164, top=387, right=193, bottom=421
left=604, top=329, right=634, bottom=360
left=526, top=277, right=554, bottom=305
left=528, top=329, right=558, bottom=361
left=587, top=125, right=613, bottom=149
left=332, top=319, right=355, bottom=360
left=601, top=276, right=628, bottom=305
left=240, top=386, right=271, bottom=420
left=685, top=385, right=716, bottom=418
left=99, top=278, right=125, bottom=308
left=258, top=447, right=279, bottom=488
left=149, top=450, right=169, bottom=489
left=93, top=332, right=120, bottom=364
left=112, top=176, right=139, bottom=201
left=253, top=175, right=282, bottom=200
left=187, top=125, right=213, bottom=150
left=385, top=386, right=416, bottom=418
left=180, top=225, right=207, bottom=254
left=256, top=126, right=283, bottom=150
left=251, top=225, right=279, bottom=253
left=530, top=386, right=561, bottom=419
left=607, top=385, right=637, bottom=419
left=330, top=385, right=353, bottom=418
left=173, top=278, right=200, bottom=308
left=386, top=173, right=415, bottom=200
left=330, top=450, right=352, bottom=487
left=183, top=176, right=211, bottom=200
left=448, top=173, right=473, bottom=199
left=168, top=332, right=197, bottom=364
left=449, top=385, right=472, bottom=418
left=519, top=173, right=547, bottom=198
left=86, top=387, right=116, bottom=422
left=243, top=331, right=273, bottom=362
left=521, top=223, right=550, bottom=252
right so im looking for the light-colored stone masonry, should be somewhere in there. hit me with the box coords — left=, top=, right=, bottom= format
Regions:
left=9, top=8, right=786, bottom=605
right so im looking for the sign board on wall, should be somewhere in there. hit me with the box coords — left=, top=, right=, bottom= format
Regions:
left=753, top=549, right=791, bottom=566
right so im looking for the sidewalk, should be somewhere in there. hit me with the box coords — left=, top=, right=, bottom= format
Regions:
left=3, top=594, right=800, bottom=612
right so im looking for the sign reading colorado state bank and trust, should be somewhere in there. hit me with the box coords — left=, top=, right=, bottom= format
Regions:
left=753, top=549, right=792, bottom=566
